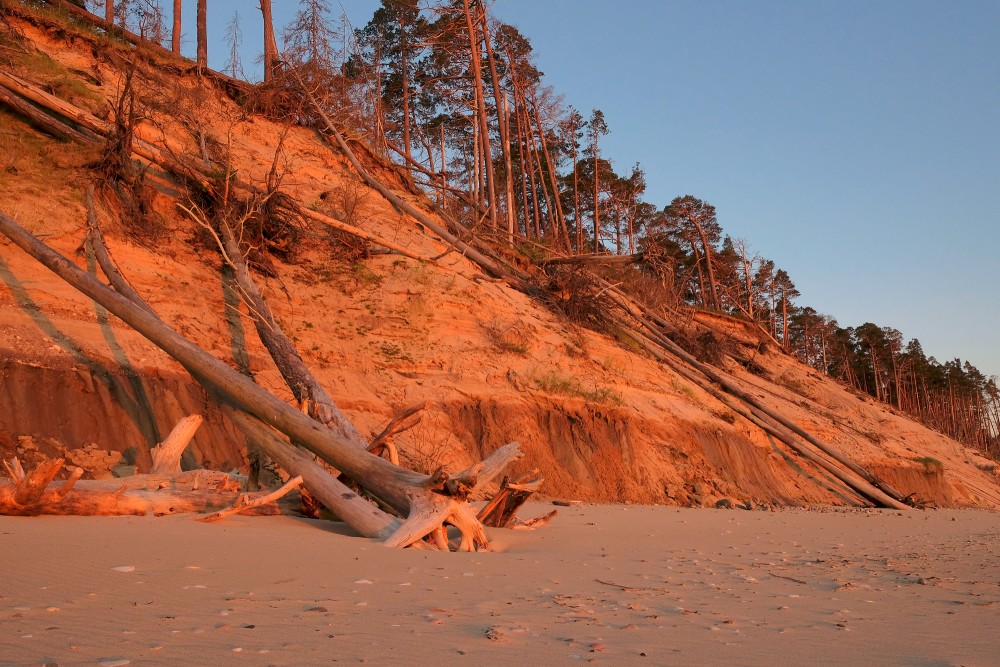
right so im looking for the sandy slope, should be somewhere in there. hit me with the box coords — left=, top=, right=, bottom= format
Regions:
left=1, top=504, right=998, bottom=666
left=2, top=8, right=1000, bottom=522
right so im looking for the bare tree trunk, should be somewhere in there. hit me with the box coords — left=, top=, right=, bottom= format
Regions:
left=106, top=0, right=114, bottom=26
left=196, top=0, right=207, bottom=69
left=592, top=138, right=600, bottom=252
left=399, top=13, right=412, bottom=167
left=462, top=0, right=497, bottom=230
left=479, top=11, right=515, bottom=243
left=172, top=0, right=181, bottom=55
left=260, top=0, right=278, bottom=82
left=691, top=220, right=720, bottom=310
left=530, top=94, right=570, bottom=250
left=572, top=119, right=581, bottom=252
left=212, top=214, right=369, bottom=450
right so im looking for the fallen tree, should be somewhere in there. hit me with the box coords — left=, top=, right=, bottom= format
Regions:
left=0, top=414, right=291, bottom=517
left=0, top=210, right=529, bottom=549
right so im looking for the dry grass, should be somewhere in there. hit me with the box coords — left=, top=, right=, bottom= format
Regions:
left=482, top=317, right=530, bottom=355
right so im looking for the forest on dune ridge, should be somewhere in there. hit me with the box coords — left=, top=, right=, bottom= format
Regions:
left=7, top=0, right=1000, bottom=461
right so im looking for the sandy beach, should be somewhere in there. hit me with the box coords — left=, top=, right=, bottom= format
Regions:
left=2, top=504, right=998, bottom=666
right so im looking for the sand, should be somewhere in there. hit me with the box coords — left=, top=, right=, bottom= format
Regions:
left=2, top=504, right=998, bottom=666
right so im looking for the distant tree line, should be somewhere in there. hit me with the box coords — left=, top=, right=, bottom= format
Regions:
left=69, top=0, right=1000, bottom=458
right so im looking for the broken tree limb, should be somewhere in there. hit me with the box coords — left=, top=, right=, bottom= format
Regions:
left=478, top=471, right=544, bottom=528
left=369, top=402, right=427, bottom=465
left=8, top=457, right=63, bottom=505
left=299, top=207, right=429, bottom=263
left=195, top=475, right=303, bottom=523
left=515, top=510, right=558, bottom=530
left=149, top=414, right=203, bottom=474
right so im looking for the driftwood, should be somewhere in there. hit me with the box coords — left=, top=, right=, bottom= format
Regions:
left=368, top=402, right=427, bottom=466
left=478, top=471, right=544, bottom=528
left=149, top=413, right=202, bottom=474
left=0, top=412, right=280, bottom=517
left=195, top=475, right=303, bottom=523
left=0, top=211, right=527, bottom=549
left=0, top=456, right=283, bottom=517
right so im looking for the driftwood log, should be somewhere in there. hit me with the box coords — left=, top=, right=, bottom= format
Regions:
left=0, top=414, right=288, bottom=517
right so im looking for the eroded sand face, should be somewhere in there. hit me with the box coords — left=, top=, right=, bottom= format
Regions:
left=2, top=504, right=998, bottom=666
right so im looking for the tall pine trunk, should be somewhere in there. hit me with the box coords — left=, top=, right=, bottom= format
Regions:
left=261, top=0, right=278, bottom=82
left=462, top=0, right=497, bottom=229
left=196, top=0, right=207, bottom=68
left=171, top=0, right=181, bottom=55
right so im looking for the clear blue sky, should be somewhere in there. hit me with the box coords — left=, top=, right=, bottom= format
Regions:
left=188, top=1, right=1000, bottom=379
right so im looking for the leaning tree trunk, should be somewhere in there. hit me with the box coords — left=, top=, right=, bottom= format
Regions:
left=0, top=212, right=524, bottom=548
left=211, top=214, right=369, bottom=450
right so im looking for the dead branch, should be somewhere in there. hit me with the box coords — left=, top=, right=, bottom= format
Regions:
left=195, top=475, right=303, bottom=522
left=369, top=402, right=426, bottom=465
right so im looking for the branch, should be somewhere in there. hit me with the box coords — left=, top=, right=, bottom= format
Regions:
left=194, top=475, right=303, bottom=522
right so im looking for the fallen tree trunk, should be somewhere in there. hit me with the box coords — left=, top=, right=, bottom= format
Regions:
left=0, top=70, right=426, bottom=262
left=0, top=457, right=278, bottom=517
left=623, top=328, right=906, bottom=509
left=539, top=253, right=643, bottom=267
left=208, top=212, right=370, bottom=450
left=0, top=211, right=525, bottom=548
left=0, top=85, right=95, bottom=142
left=595, top=277, right=912, bottom=509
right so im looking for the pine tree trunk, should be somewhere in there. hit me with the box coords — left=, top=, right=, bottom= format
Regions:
left=462, top=0, right=497, bottom=229
left=399, top=14, right=412, bottom=167
left=260, top=0, right=278, bottom=82
left=196, top=0, right=207, bottom=68
left=479, top=9, right=515, bottom=243
left=172, top=0, right=181, bottom=55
